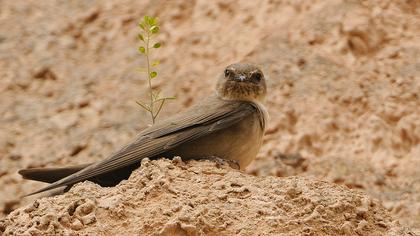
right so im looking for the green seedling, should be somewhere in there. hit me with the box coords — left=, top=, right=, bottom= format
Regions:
left=136, top=15, right=175, bottom=124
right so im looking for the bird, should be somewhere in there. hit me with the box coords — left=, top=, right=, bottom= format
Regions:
left=19, top=63, right=269, bottom=196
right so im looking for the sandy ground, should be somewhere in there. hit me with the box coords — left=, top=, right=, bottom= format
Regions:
left=0, top=159, right=412, bottom=235
left=0, top=0, right=419, bottom=235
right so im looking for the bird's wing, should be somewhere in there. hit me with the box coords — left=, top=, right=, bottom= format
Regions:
left=28, top=98, right=261, bottom=195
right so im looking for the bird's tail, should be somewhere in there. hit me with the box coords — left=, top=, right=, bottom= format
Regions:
left=18, top=163, right=92, bottom=184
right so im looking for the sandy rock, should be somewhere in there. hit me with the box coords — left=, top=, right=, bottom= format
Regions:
left=0, top=159, right=411, bottom=236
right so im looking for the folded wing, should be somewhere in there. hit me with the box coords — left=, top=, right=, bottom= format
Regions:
left=27, top=97, right=262, bottom=195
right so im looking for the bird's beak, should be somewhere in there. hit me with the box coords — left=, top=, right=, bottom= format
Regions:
left=234, top=75, right=246, bottom=82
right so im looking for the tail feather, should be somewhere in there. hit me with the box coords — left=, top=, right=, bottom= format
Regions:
left=18, top=163, right=92, bottom=184
left=20, top=162, right=140, bottom=196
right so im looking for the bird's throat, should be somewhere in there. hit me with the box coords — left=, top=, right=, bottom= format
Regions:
left=216, top=82, right=266, bottom=103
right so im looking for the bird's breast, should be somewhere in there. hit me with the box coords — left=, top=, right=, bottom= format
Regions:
left=169, top=107, right=265, bottom=169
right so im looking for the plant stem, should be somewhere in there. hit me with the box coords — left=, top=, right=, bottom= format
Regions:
left=145, top=30, right=155, bottom=124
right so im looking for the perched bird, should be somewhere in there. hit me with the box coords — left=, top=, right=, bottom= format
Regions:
left=19, top=63, right=268, bottom=195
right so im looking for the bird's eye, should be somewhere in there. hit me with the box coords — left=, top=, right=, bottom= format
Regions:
left=224, top=69, right=231, bottom=77
left=252, top=72, right=262, bottom=82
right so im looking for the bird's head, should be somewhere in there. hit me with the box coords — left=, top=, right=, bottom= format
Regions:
left=216, top=63, right=267, bottom=103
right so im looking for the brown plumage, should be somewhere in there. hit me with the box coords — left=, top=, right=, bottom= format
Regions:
left=19, top=63, right=268, bottom=196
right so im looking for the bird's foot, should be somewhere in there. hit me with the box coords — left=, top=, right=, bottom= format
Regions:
left=196, top=156, right=240, bottom=170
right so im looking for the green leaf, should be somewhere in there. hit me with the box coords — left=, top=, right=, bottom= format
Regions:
left=150, top=71, right=157, bottom=78
left=150, top=26, right=159, bottom=34
left=151, top=60, right=160, bottom=67
left=153, top=42, right=161, bottom=48
left=138, top=46, right=146, bottom=54
left=138, top=33, right=144, bottom=41
left=149, top=17, right=157, bottom=26
left=144, top=16, right=157, bottom=26
left=153, top=98, right=166, bottom=119
left=138, top=22, right=145, bottom=30
left=144, top=15, right=151, bottom=25
left=155, top=96, right=176, bottom=102
left=136, top=101, right=150, bottom=111
left=162, top=96, right=176, bottom=100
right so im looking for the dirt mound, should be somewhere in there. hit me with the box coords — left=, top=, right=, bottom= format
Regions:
left=0, top=159, right=410, bottom=235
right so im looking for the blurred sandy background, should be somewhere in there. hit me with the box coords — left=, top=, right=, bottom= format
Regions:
left=0, top=0, right=419, bottom=234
